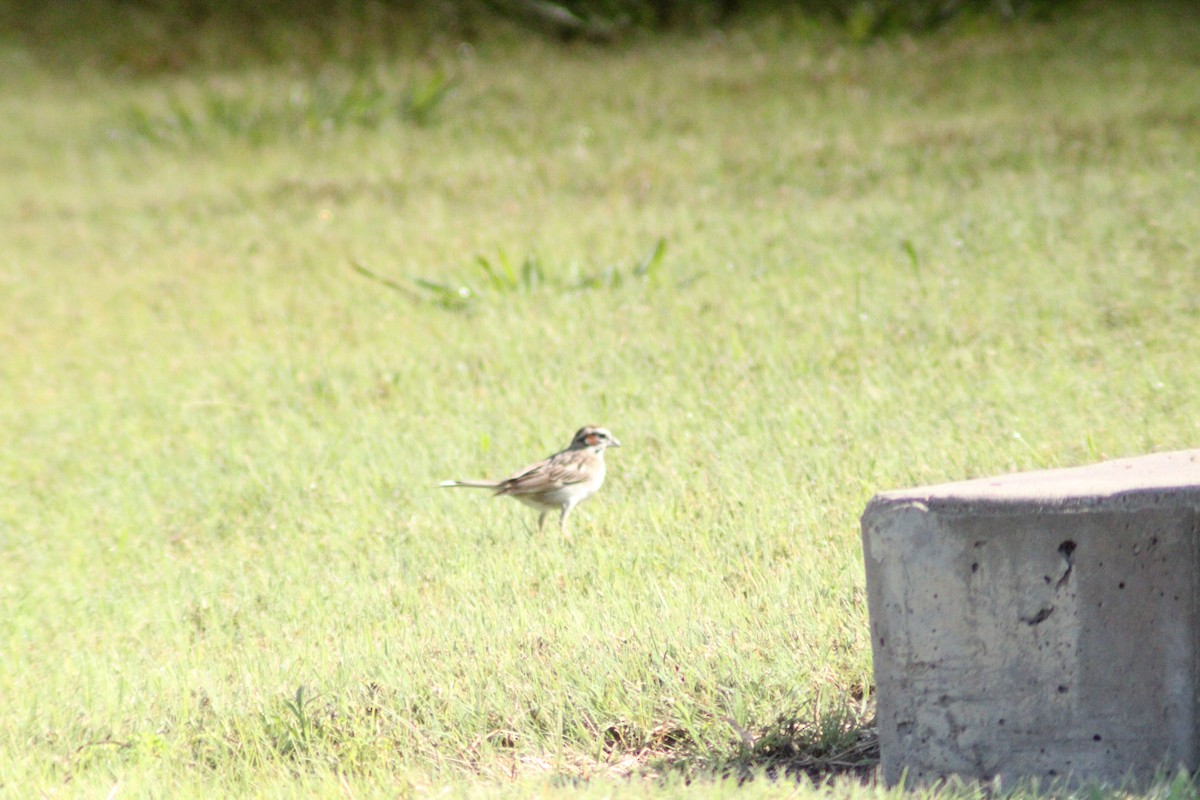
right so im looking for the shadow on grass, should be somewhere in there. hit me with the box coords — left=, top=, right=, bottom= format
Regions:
left=579, top=701, right=880, bottom=786
left=717, top=710, right=879, bottom=784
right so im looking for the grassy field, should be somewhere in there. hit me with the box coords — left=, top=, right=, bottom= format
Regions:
left=3, top=1, right=1200, bottom=796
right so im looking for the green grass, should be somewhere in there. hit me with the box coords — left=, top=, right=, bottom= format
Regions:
left=3, top=1, right=1200, bottom=796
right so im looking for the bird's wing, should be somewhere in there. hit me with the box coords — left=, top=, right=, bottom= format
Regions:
left=496, top=451, right=592, bottom=496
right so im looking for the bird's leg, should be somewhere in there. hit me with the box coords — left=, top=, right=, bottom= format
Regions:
left=537, top=511, right=548, bottom=531
left=559, top=505, right=572, bottom=538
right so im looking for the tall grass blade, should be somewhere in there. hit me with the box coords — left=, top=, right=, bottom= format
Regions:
left=412, top=277, right=473, bottom=310
left=633, top=237, right=668, bottom=278
left=497, top=251, right=518, bottom=287
left=402, top=69, right=455, bottom=127
left=521, top=254, right=544, bottom=291
left=900, top=238, right=923, bottom=291
left=349, top=260, right=423, bottom=301
left=474, top=255, right=508, bottom=291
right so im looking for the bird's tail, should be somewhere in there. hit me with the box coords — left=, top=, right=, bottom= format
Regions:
left=439, top=480, right=500, bottom=489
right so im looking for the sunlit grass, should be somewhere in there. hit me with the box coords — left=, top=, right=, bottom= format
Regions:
left=2, top=1, right=1199, bottom=796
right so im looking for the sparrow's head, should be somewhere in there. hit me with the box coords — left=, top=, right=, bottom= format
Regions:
left=571, top=426, right=621, bottom=451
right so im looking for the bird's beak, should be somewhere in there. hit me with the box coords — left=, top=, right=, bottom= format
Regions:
left=610, top=437, right=621, bottom=448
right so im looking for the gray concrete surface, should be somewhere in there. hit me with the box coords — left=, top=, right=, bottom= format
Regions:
left=862, top=449, right=1200, bottom=786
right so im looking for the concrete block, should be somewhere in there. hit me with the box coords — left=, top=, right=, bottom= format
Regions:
left=862, top=450, right=1200, bottom=786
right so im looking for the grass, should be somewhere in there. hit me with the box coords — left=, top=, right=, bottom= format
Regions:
left=117, top=66, right=455, bottom=148
left=2, top=1, right=1200, bottom=796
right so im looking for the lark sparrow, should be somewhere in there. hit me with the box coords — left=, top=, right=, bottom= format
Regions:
left=440, top=426, right=621, bottom=531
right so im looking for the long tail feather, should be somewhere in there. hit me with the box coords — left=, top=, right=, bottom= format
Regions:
left=439, top=480, right=499, bottom=488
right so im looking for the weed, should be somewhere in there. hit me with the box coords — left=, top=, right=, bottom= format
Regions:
left=115, top=68, right=454, bottom=147
left=353, top=239, right=670, bottom=311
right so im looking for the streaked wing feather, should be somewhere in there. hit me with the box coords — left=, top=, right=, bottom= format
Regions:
left=496, top=451, right=591, bottom=496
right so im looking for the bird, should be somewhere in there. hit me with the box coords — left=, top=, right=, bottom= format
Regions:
left=440, top=426, right=621, bottom=532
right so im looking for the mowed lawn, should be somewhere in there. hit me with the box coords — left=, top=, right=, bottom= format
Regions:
left=2, top=1, right=1199, bottom=796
